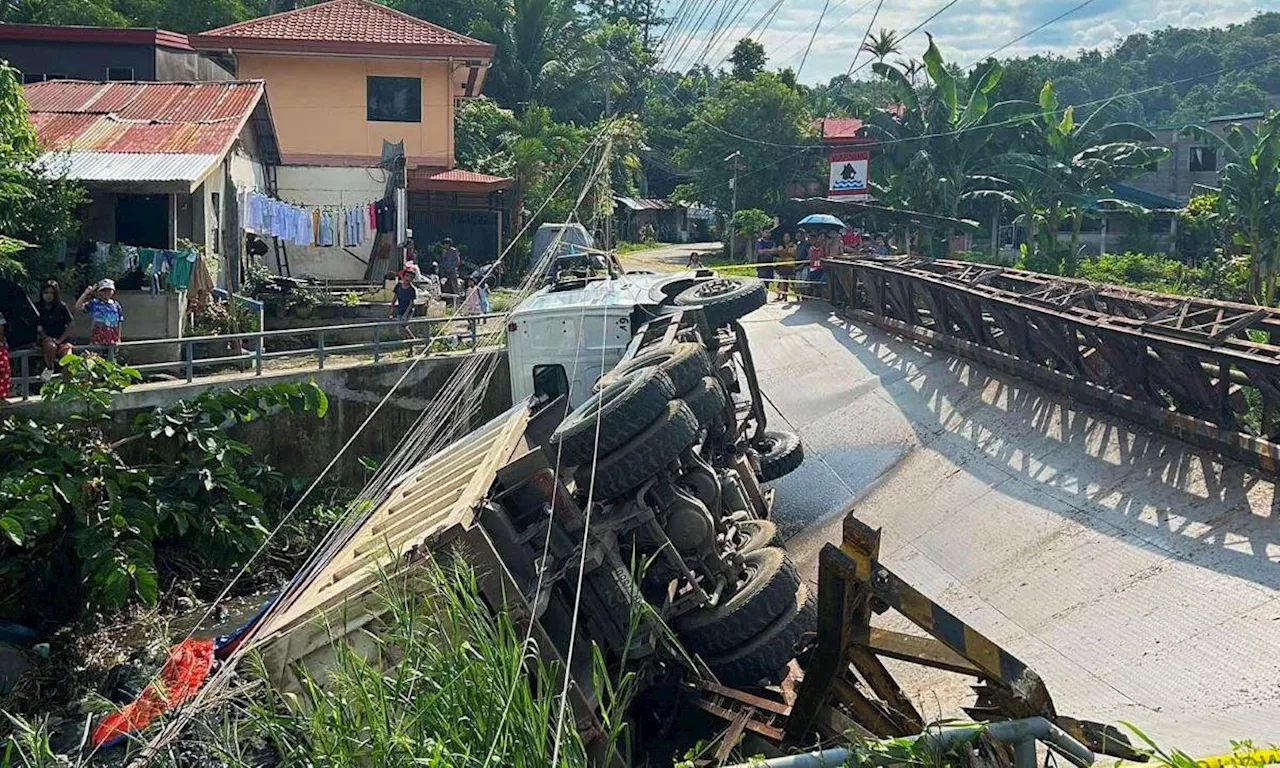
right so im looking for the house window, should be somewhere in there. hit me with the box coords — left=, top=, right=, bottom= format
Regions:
left=1189, top=146, right=1217, bottom=172
left=366, top=76, right=421, bottom=123
left=107, top=67, right=134, bottom=81
left=20, top=72, right=42, bottom=84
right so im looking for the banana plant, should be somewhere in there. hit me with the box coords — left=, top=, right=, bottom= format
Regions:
left=1183, top=113, right=1280, bottom=304
left=865, top=34, right=1035, bottom=256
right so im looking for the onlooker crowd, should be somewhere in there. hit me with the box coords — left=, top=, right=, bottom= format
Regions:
left=748, top=225, right=894, bottom=303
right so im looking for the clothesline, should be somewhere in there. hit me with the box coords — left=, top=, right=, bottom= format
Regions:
left=239, top=190, right=396, bottom=250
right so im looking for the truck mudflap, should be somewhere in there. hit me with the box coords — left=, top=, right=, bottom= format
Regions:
left=701, top=506, right=1146, bottom=763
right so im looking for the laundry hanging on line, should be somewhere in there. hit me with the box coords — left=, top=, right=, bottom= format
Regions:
left=239, top=190, right=389, bottom=249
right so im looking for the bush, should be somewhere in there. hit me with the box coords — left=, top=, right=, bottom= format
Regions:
left=1075, top=251, right=1250, bottom=300
left=0, top=355, right=329, bottom=624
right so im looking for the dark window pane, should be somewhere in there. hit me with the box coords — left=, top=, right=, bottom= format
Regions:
left=45, top=73, right=67, bottom=80
left=1189, top=146, right=1217, bottom=172
left=107, top=67, right=134, bottom=81
left=367, top=76, right=421, bottom=123
left=532, top=364, right=569, bottom=403
left=21, top=72, right=43, bottom=84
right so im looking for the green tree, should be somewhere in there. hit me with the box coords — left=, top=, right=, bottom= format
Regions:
left=866, top=35, right=1025, bottom=256
left=470, top=0, right=588, bottom=112
left=728, top=38, right=767, bottom=81
left=672, top=72, right=815, bottom=213
left=860, top=28, right=902, bottom=64
left=1185, top=112, right=1280, bottom=303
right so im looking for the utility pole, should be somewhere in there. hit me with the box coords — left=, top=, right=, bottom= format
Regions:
left=724, top=150, right=742, bottom=260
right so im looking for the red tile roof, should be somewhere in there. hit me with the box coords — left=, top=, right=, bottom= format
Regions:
left=25, top=80, right=265, bottom=156
left=196, top=0, right=493, bottom=60
left=815, top=117, right=865, bottom=141
left=408, top=166, right=512, bottom=192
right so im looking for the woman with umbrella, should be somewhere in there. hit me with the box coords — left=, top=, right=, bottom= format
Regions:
left=796, top=213, right=848, bottom=294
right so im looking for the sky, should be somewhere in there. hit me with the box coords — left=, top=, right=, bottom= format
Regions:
left=655, top=0, right=1276, bottom=84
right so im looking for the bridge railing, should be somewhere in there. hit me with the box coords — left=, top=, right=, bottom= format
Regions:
left=824, top=256, right=1280, bottom=472
left=5, top=312, right=508, bottom=401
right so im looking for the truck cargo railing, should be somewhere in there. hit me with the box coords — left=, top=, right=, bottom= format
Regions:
left=4, top=312, right=507, bottom=400
left=823, top=257, right=1280, bottom=473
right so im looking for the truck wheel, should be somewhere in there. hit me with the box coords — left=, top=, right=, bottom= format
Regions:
left=599, top=342, right=712, bottom=395
left=673, top=278, right=767, bottom=328
left=681, top=376, right=728, bottom=436
left=674, top=547, right=799, bottom=657
left=754, top=430, right=803, bottom=482
left=577, top=399, right=699, bottom=500
left=731, top=519, right=779, bottom=554
left=550, top=368, right=675, bottom=466
left=705, top=582, right=816, bottom=687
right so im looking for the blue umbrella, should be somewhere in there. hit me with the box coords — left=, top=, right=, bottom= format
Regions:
left=797, top=213, right=848, bottom=230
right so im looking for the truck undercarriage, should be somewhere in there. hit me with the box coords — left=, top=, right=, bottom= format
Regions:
left=239, top=275, right=1142, bottom=767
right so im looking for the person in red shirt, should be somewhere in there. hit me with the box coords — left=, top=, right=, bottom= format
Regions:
left=842, top=229, right=863, bottom=250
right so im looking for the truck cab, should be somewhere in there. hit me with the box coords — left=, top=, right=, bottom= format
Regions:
left=507, top=271, right=706, bottom=408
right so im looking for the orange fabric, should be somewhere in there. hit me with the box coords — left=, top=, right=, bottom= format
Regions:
left=90, top=638, right=215, bottom=747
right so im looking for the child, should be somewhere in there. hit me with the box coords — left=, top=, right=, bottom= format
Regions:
left=460, top=276, right=488, bottom=347
left=76, top=278, right=124, bottom=350
left=389, top=269, right=418, bottom=342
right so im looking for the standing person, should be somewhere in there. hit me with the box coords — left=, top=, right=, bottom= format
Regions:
left=753, top=229, right=777, bottom=298
left=389, top=269, right=418, bottom=342
left=35, top=281, right=74, bottom=380
left=76, top=279, right=124, bottom=352
left=687, top=251, right=704, bottom=269
left=774, top=232, right=797, bottom=302
left=439, top=238, right=461, bottom=303
left=460, top=276, right=487, bottom=347
left=795, top=230, right=812, bottom=285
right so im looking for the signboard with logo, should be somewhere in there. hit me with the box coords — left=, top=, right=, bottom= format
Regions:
left=828, top=150, right=869, bottom=199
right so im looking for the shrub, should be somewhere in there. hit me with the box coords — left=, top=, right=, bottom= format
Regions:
left=0, top=355, right=329, bottom=624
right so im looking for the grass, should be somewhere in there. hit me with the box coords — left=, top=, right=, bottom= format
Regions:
left=3, top=555, right=635, bottom=767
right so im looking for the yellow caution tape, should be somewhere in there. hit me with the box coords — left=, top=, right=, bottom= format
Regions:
left=1192, top=748, right=1280, bottom=768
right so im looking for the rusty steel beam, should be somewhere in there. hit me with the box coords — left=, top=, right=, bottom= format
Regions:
left=823, top=257, right=1280, bottom=473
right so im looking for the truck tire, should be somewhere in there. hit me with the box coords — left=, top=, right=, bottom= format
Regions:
left=599, top=342, right=712, bottom=395
left=681, top=376, right=728, bottom=436
left=675, top=547, right=799, bottom=657
left=577, top=399, right=700, bottom=501
left=754, top=430, right=803, bottom=482
left=731, top=519, right=779, bottom=554
left=550, top=368, right=675, bottom=467
left=673, top=278, right=767, bottom=328
left=705, top=582, right=816, bottom=687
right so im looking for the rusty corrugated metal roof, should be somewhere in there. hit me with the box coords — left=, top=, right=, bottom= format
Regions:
left=616, top=196, right=676, bottom=211
left=24, top=80, right=267, bottom=190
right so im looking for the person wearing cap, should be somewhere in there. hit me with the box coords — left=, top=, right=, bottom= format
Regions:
left=76, top=279, right=124, bottom=349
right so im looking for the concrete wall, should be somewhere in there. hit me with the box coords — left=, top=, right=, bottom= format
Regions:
left=235, top=53, right=455, bottom=166
left=273, top=165, right=388, bottom=280
left=47, top=353, right=513, bottom=484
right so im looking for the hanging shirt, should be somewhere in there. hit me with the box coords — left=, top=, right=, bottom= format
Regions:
left=318, top=212, right=335, bottom=247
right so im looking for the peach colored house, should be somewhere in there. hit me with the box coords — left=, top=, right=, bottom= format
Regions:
left=193, top=0, right=513, bottom=279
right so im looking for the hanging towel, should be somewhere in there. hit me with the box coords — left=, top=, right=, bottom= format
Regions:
left=169, top=250, right=195, bottom=289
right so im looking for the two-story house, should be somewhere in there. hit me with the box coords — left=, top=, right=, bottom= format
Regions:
left=0, top=22, right=233, bottom=83
left=193, top=0, right=513, bottom=279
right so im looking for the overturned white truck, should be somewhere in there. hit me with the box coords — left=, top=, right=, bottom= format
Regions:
left=252, top=269, right=1140, bottom=767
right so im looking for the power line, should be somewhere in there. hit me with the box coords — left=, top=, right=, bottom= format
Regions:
left=796, top=0, right=834, bottom=80
left=774, top=0, right=876, bottom=68
left=962, top=0, right=1100, bottom=69
left=848, top=0, right=964, bottom=77
left=843, top=0, right=884, bottom=78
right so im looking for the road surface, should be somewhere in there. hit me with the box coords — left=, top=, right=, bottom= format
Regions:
left=743, top=296, right=1280, bottom=756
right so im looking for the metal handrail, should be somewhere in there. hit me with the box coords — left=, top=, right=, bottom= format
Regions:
left=3, top=312, right=509, bottom=401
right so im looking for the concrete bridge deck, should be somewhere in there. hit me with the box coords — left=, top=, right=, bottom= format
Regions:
left=751, top=298, right=1280, bottom=755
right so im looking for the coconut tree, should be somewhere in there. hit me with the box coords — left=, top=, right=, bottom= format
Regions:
left=861, top=28, right=902, bottom=64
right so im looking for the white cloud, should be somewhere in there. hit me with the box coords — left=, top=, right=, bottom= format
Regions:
left=658, top=0, right=1271, bottom=82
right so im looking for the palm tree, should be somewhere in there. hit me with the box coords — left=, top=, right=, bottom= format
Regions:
left=861, top=28, right=901, bottom=64
left=897, top=57, right=925, bottom=86
left=471, top=0, right=588, bottom=111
